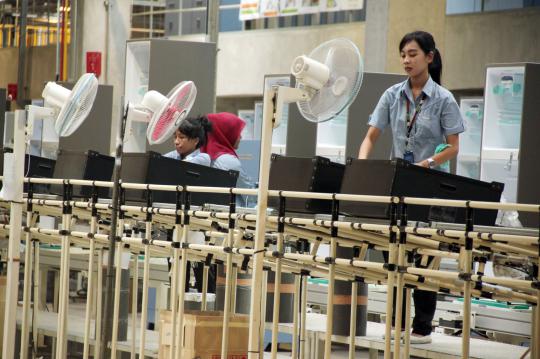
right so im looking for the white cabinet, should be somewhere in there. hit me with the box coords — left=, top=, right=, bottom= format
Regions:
left=480, top=63, right=540, bottom=227
left=457, top=97, right=483, bottom=179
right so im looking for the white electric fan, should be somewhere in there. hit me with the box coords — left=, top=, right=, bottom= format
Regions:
left=2, top=73, right=98, bottom=359
left=247, top=38, right=364, bottom=358
left=123, top=81, right=197, bottom=148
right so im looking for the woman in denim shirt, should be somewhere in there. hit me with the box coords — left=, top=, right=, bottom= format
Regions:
left=359, top=31, right=464, bottom=172
left=358, top=31, right=465, bottom=344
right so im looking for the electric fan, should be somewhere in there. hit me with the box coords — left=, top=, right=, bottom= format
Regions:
left=247, top=38, right=364, bottom=357
left=291, top=37, right=363, bottom=123
left=1, top=73, right=99, bottom=200
left=1, top=73, right=98, bottom=359
left=42, top=73, right=99, bottom=136
left=124, top=81, right=197, bottom=147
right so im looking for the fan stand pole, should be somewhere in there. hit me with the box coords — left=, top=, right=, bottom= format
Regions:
left=20, top=210, right=35, bottom=359
left=2, top=109, right=26, bottom=359
left=100, top=104, right=128, bottom=359
left=139, top=224, right=152, bottom=359
left=83, top=211, right=98, bottom=358
left=291, top=274, right=301, bottom=359
left=248, top=86, right=307, bottom=358
left=247, top=87, right=276, bottom=359
left=168, top=224, right=180, bottom=359
left=130, top=251, right=139, bottom=359
left=174, top=219, right=190, bottom=358
left=110, top=219, right=125, bottom=358
left=270, top=232, right=284, bottom=359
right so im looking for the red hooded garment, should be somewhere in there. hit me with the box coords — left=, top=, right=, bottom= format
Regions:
left=201, top=112, right=246, bottom=160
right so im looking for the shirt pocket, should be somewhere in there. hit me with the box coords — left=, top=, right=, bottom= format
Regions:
left=415, top=107, right=441, bottom=141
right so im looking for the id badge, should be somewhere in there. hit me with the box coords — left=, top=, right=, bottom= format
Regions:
left=403, top=151, right=415, bottom=163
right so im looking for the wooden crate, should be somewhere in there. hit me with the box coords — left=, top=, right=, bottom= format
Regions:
left=159, top=310, right=248, bottom=359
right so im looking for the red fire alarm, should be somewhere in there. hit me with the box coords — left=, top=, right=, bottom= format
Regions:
left=86, top=51, right=102, bottom=78
left=7, top=83, right=17, bottom=101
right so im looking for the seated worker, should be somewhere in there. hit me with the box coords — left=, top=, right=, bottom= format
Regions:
left=164, top=115, right=215, bottom=293
left=200, top=112, right=253, bottom=190
left=164, top=115, right=212, bottom=166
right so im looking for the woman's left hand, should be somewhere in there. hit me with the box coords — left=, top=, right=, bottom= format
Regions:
left=415, top=160, right=429, bottom=168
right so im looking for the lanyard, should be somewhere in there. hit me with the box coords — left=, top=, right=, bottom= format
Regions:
left=405, top=93, right=427, bottom=148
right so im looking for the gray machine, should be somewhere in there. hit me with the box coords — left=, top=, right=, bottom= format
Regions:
left=345, top=72, right=407, bottom=160
left=124, top=39, right=216, bottom=154
left=58, top=84, right=113, bottom=155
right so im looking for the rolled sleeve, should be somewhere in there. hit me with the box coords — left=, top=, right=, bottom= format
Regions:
left=440, top=97, right=465, bottom=136
left=367, top=90, right=391, bottom=132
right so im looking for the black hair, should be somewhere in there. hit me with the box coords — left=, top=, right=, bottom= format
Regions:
left=176, top=115, right=212, bottom=149
left=399, top=31, right=442, bottom=85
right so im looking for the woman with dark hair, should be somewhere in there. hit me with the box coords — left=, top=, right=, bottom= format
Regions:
left=358, top=31, right=465, bottom=343
left=164, top=116, right=214, bottom=294
left=164, top=115, right=212, bottom=166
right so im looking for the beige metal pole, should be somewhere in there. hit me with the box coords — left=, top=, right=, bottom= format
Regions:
left=83, top=215, right=97, bottom=359
left=202, top=264, right=209, bottom=310
left=174, top=222, right=190, bottom=358
left=111, top=225, right=124, bottom=358
left=131, top=253, right=139, bottom=359
left=324, top=237, right=337, bottom=359
left=139, top=221, right=152, bottom=358
left=32, top=237, right=41, bottom=356
left=221, top=228, right=235, bottom=358
left=292, top=275, right=301, bottom=359
left=55, top=212, right=71, bottom=358
left=349, top=281, right=358, bottom=359
left=271, top=232, right=284, bottom=358
left=300, top=274, right=308, bottom=359
left=248, top=88, right=275, bottom=359
left=20, top=211, right=34, bottom=358
left=384, top=242, right=397, bottom=359
left=169, top=224, right=181, bottom=359
left=95, top=248, right=104, bottom=358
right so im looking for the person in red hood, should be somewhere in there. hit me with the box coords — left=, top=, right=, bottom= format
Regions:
left=200, top=112, right=253, bottom=190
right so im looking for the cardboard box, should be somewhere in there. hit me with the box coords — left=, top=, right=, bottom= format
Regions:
left=159, top=310, right=248, bottom=359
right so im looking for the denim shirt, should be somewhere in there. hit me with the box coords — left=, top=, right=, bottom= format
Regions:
left=163, top=149, right=211, bottom=167
left=211, top=154, right=253, bottom=190
left=368, top=76, right=465, bottom=171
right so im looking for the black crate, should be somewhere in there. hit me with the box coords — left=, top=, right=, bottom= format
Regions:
left=24, top=154, right=56, bottom=194
left=339, top=158, right=504, bottom=226
left=121, top=152, right=239, bottom=206
left=0, top=150, right=55, bottom=194
left=268, top=154, right=345, bottom=214
left=52, top=149, right=114, bottom=198
left=146, top=154, right=239, bottom=206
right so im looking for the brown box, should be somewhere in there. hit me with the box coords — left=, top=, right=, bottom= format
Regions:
left=159, top=310, right=248, bottom=359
